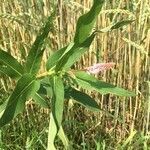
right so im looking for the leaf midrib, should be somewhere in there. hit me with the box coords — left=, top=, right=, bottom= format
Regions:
left=0, top=58, right=22, bottom=76
left=7, top=79, right=35, bottom=108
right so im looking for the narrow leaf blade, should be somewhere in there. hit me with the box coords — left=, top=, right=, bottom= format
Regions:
left=55, top=33, right=96, bottom=72
left=74, top=0, right=104, bottom=44
left=74, top=71, right=136, bottom=97
left=33, top=92, right=49, bottom=108
left=47, top=76, right=64, bottom=149
left=65, top=86, right=100, bottom=112
left=111, top=20, right=135, bottom=30
left=0, top=49, right=24, bottom=78
left=47, top=113, right=57, bottom=150
left=58, top=126, right=70, bottom=150
left=46, top=46, right=67, bottom=71
left=51, top=76, right=64, bottom=129
left=0, top=74, right=39, bottom=127
left=25, top=15, right=54, bottom=75
left=46, top=42, right=74, bottom=71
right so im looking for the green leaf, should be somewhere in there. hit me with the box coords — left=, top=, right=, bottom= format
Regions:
left=54, top=0, right=104, bottom=72
left=30, top=77, right=52, bottom=108
left=0, top=66, right=19, bottom=79
left=51, top=76, right=64, bottom=130
left=74, top=0, right=104, bottom=44
left=58, top=126, right=70, bottom=150
left=0, top=74, right=40, bottom=127
left=111, top=19, right=135, bottom=30
left=46, top=42, right=74, bottom=71
left=55, top=33, right=96, bottom=72
left=47, top=76, right=64, bottom=149
left=0, top=99, right=8, bottom=118
left=47, top=113, right=57, bottom=150
left=25, top=15, right=54, bottom=75
left=0, top=49, right=24, bottom=78
left=73, top=71, right=136, bottom=97
left=46, top=46, right=67, bottom=71
left=65, top=86, right=100, bottom=112
left=38, top=76, right=53, bottom=97
left=32, top=92, right=50, bottom=108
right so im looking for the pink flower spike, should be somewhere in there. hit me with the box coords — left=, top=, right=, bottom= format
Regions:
left=86, top=62, right=115, bottom=74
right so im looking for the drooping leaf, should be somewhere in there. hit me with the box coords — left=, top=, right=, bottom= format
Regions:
left=74, top=0, right=104, bottom=44
left=73, top=71, right=136, bottom=97
left=46, top=42, right=74, bottom=71
left=47, top=120, right=70, bottom=150
left=25, top=14, right=54, bottom=75
left=0, top=74, right=40, bottom=127
left=111, top=19, right=135, bottom=30
left=51, top=76, right=64, bottom=130
left=65, top=86, right=100, bottom=112
left=47, top=76, right=64, bottom=149
left=55, top=33, right=96, bottom=72
left=58, top=126, right=70, bottom=150
left=0, top=49, right=24, bottom=78
left=47, top=113, right=57, bottom=150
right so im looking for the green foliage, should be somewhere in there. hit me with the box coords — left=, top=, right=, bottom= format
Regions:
left=55, top=32, right=96, bottom=72
left=73, top=71, right=136, bottom=97
left=0, top=49, right=24, bottom=79
left=111, top=19, right=135, bottom=30
left=65, top=86, right=100, bottom=112
left=74, top=0, right=104, bottom=44
left=0, top=0, right=136, bottom=149
left=25, top=15, right=54, bottom=75
left=0, top=74, right=39, bottom=127
left=33, top=92, right=50, bottom=108
left=51, top=76, right=64, bottom=130
left=46, top=46, right=68, bottom=71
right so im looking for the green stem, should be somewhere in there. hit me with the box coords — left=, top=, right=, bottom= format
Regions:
left=36, top=70, right=55, bottom=79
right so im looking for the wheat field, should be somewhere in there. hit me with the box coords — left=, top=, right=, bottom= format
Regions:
left=0, top=0, right=150, bottom=149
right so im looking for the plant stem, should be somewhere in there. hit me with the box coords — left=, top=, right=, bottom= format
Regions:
left=36, top=71, right=55, bottom=78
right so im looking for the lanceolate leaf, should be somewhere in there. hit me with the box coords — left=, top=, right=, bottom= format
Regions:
left=97, top=20, right=135, bottom=33
left=74, top=0, right=104, bottom=44
left=0, top=66, right=20, bottom=79
left=55, top=33, right=96, bottom=72
left=0, top=49, right=24, bottom=78
left=51, top=76, right=64, bottom=130
left=25, top=15, right=54, bottom=75
left=54, top=0, right=104, bottom=72
left=58, top=126, right=70, bottom=150
left=47, top=113, right=57, bottom=150
left=46, top=42, right=74, bottom=71
left=46, top=46, right=67, bottom=71
left=111, top=19, right=135, bottom=30
left=65, top=86, right=100, bottom=112
left=73, top=71, right=136, bottom=97
left=48, top=76, right=64, bottom=149
left=0, top=74, right=40, bottom=127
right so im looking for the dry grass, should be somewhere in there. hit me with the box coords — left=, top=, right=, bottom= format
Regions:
left=0, top=0, right=150, bottom=149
